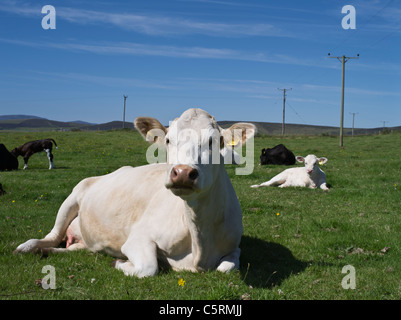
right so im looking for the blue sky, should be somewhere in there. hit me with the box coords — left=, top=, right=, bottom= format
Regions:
left=0, top=0, right=400, bottom=128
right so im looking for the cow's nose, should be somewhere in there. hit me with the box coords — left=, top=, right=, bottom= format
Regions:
left=170, top=165, right=199, bottom=188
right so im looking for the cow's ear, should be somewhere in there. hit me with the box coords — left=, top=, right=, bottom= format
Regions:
left=134, top=117, right=167, bottom=144
left=296, top=156, right=304, bottom=163
left=318, top=157, right=328, bottom=165
left=221, top=123, right=256, bottom=148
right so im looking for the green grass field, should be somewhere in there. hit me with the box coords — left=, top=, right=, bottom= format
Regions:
left=0, top=130, right=400, bottom=300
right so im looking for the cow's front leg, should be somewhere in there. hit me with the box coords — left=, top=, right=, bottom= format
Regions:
left=115, top=238, right=158, bottom=278
left=23, top=158, right=29, bottom=170
left=217, top=248, right=240, bottom=273
left=320, top=182, right=330, bottom=191
left=23, top=153, right=32, bottom=170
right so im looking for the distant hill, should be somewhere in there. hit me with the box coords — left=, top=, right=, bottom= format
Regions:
left=80, top=121, right=134, bottom=131
left=218, top=121, right=400, bottom=136
left=0, top=116, right=134, bottom=131
left=70, top=120, right=98, bottom=125
left=0, top=115, right=46, bottom=121
left=0, top=114, right=399, bottom=135
left=0, top=118, right=87, bottom=131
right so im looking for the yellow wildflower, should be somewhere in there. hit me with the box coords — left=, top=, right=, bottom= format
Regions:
left=178, top=278, right=185, bottom=287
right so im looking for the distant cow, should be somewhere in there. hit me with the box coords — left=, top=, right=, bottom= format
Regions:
left=15, top=108, right=256, bottom=278
left=251, top=154, right=329, bottom=191
left=260, top=144, right=295, bottom=165
left=11, top=139, right=58, bottom=170
left=0, top=144, right=18, bottom=171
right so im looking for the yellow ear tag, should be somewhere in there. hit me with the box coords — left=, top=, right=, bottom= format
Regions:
left=146, top=130, right=156, bottom=142
left=227, top=137, right=240, bottom=146
left=319, top=160, right=324, bottom=165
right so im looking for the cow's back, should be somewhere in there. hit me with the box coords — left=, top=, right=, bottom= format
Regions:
left=282, top=167, right=309, bottom=186
left=262, top=144, right=295, bottom=165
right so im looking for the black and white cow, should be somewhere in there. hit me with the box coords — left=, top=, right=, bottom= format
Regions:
left=0, top=143, right=18, bottom=171
left=260, top=144, right=295, bottom=166
left=11, top=139, right=58, bottom=170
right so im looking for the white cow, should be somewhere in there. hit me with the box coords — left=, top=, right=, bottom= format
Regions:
left=251, top=154, right=329, bottom=191
left=15, top=108, right=256, bottom=278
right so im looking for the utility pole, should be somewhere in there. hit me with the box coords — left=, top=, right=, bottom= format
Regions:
left=123, top=95, right=128, bottom=129
left=278, top=88, right=291, bottom=136
left=328, top=53, right=359, bottom=147
left=349, top=112, right=358, bottom=137
left=380, top=121, right=389, bottom=133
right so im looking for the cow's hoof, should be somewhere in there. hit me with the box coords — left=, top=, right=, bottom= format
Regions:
left=14, top=239, right=40, bottom=254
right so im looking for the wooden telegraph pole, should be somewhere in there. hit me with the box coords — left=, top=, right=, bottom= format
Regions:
left=123, top=95, right=128, bottom=129
left=328, top=53, right=359, bottom=147
left=278, top=88, right=291, bottom=136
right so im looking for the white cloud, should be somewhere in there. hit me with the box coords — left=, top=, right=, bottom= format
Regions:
left=0, top=37, right=318, bottom=67
left=0, top=0, right=289, bottom=38
left=31, top=71, right=178, bottom=90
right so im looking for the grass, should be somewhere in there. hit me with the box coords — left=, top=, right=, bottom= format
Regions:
left=0, top=130, right=400, bottom=300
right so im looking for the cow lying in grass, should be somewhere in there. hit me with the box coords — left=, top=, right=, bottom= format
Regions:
left=0, top=144, right=18, bottom=171
left=251, top=154, right=329, bottom=191
left=11, top=139, right=58, bottom=170
left=0, top=183, right=5, bottom=195
left=260, top=144, right=295, bottom=165
left=14, top=108, right=256, bottom=278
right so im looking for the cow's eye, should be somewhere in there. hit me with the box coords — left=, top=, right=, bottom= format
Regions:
left=166, top=138, right=170, bottom=145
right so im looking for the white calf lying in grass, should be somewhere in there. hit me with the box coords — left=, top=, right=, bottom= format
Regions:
left=251, top=154, right=329, bottom=191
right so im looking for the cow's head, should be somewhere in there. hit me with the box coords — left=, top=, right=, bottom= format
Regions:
left=296, top=154, right=328, bottom=175
left=135, top=108, right=256, bottom=198
left=260, top=148, right=268, bottom=165
left=10, top=148, right=20, bottom=157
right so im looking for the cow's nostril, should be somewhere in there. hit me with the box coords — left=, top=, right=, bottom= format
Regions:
left=189, top=169, right=199, bottom=181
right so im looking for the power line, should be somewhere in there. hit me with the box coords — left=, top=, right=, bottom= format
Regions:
left=329, top=0, right=396, bottom=54
left=286, top=101, right=307, bottom=125
left=328, top=53, right=359, bottom=147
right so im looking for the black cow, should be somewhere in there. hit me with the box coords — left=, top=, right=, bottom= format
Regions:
left=260, top=144, right=296, bottom=166
left=0, top=143, right=18, bottom=171
left=11, top=139, right=58, bottom=170
left=0, top=183, right=5, bottom=195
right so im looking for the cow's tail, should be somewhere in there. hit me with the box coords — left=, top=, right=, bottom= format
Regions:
left=49, top=139, right=58, bottom=149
